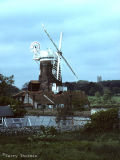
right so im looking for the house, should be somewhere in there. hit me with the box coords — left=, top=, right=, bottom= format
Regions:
left=24, top=91, right=55, bottom=109
left=13, top=91, right=26, bottom=103
left=13, top=91, right=33, bottom=109
left=13, top=90, right=89, bottom=110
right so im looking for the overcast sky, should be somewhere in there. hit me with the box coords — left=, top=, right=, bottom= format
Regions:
left=0, top=0, right=120, bottom=89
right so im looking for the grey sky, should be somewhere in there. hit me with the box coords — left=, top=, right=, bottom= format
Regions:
left=0, top=0, right=120, bottom=88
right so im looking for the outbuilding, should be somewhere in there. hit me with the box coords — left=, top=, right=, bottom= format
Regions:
left=0, top=106, right=14, bottom=126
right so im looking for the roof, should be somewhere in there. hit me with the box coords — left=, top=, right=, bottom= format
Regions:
left=29, top=91, right=54, bottom=105
left=30, top=80, right=40, bottom=84
left=28, top=91, right=87, bottom=105
left=14, top=90, right=88, bottom=106
left=13, top=91, right=26, bottom=97
left=0, top=106, right=14, bottom=117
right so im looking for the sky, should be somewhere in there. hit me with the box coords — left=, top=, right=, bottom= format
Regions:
left=0, top=0, right=120, bottom=89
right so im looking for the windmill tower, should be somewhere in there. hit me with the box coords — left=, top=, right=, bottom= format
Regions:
left=30, top=25, right=78, bottom=93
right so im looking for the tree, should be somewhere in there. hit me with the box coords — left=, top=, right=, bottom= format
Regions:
left=22, top=82, right=29, bottom=91
left=84, top=108, right=119, bottom=131
left=72, top=92, right=89, bottom=111
left=0, top=96, right=26, bottom=117
left=0, top=74, right=19, bottom=96
left=11, top=101, right=27, bottom=117
left=0, top=74, right=14, bottom=96
left=0, top=73, right=26, bottom=117
left=103, top=88, right=112, bottom=102
left=95, top=91, right=101, bottom=98
left=41, top=105, right=46, bottom=114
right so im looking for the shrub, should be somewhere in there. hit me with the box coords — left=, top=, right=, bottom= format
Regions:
left=11, top=102, right=27, bottom=117
left=84, top=108, right=119, bottom=132
left=49, top=126, right=57, bottom=135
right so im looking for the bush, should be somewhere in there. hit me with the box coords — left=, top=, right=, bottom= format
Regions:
left=11, top=100, right=27, bottom=117
left=84, top=108, right=119, bottom=132
left=0, top=96, right=26, bottom=117
left=0, top=96, right=12, bottom=106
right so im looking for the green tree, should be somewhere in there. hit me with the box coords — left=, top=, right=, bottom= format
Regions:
left=103, top=88, right=112, bottom=102
left=11, top=101, right=27, bottom=117
left=0, top=73, right=25, bottom=117
left=41, top=105, right=46, bottom=114
left=0, top=96, right=26, bottom=117
left=0, top=74, right=19, bottom=96
left=72, top=91, right=89, bottom=111
left=22, top=82, right=29, bottom=91
left=95, top=91, right=101, bottom=98
left=84, top=108, right=118, bottom=131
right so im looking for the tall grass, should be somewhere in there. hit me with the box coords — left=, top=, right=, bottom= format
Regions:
left=0, top=131, right=120, bottom=160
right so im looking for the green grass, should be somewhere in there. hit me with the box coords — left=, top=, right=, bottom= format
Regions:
left=0, top=131, right=120, bottom=160
left=112, top=96, right=120, bottom=103
left=88, top=96, right=120, bottom=108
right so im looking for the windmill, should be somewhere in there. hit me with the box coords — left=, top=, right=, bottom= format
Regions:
left=30, top=25, right=78, bottom=93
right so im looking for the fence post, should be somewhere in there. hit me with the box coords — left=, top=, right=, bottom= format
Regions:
left=4, top=118, right=7, bottom=127
left=28, top=118, right=32, bottom=126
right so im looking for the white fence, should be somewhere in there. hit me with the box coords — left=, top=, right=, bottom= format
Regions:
left=1, top=118, right=31, bottom=127
left=0, top=116, right=90, bottom=128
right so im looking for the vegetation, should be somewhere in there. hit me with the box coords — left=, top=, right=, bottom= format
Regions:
left=0, top=73, right=26, bottom=117
left=0, top=74, right=19, bottom=96
left=24, top=79, right=120, bottom=96
left=84, top=108, right=119, bottom=132
left=88, top=86, right=120, bottom=108
left=88, top=95, right=120, bottom=108
left=56, top=91, right=89, bottom=116
left=64, top=80, right=120, bottom=96
left=0, top=108, right=120, bottom=160
left=22, top=82, right=29, bottom=91
left=0, top=130, right=120, bottom=160
left=11, top=101, right=27, bottom=117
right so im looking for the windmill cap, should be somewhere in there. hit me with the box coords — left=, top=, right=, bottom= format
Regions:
left=39, top=49, right=58, bottom=61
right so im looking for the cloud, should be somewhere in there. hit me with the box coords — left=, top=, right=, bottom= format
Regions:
left=0, top=0, right=120, bottom=88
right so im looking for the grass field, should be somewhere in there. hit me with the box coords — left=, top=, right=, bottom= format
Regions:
left=0, top=131, right=120, bottom=160
left=88, top=96, right=120, bottom=108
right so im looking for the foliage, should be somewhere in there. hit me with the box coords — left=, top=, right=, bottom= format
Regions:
left=11, top=101, right=27, bottom=117
left=72, top=91, right=89, bottom=111
left=95, top=91, right=101, bottom=98
left=0, top=73, right=24, bottom=117
left=56, top=91, right=89, bottom=116
left=88, top=95, right=120, bottom=108
left=64, top=81, right=103, bottom=95
left=22, top=82, right=29, bottom=91
left=41, top=105, right=46, bottom=114
left=0, top=96, right=12, bottom=106
left=103, top=88, right=112, bottom=101
left=0, top=73, right=19, bottom=96
left=88, top=96, right=102, bottom=107
left=28, top=126, right=58, bottom=142
left=0, top=96, right=26, bottom=117
left=64, top=80, right=120, bottom=96
left=84, top=108, right=119, bottom=132
left=57, top=104, right=73, bottom=116
left=1, top=132, right=120, bottom=160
